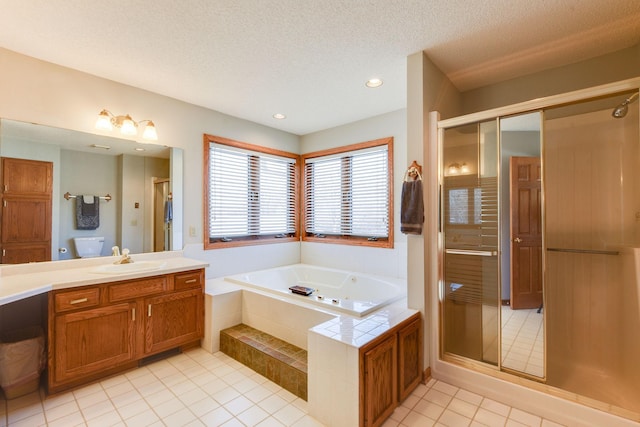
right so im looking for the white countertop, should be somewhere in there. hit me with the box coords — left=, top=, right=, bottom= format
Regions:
left=0, top=251, right=209, bottom=306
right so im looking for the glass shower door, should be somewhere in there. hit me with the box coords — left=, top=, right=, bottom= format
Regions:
left=543, top=91, right=640, bottom=414
left=441, top=120, right=500, bottom=365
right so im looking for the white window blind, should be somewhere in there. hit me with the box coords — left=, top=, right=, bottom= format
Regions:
left=304, top=145, right=389, bottom=238
left=208, top=143, right=296, bottom=240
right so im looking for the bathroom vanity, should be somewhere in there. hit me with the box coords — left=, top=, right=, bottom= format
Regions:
left=0, top=252, right=207, bottom=394
left=47, top=268, right=204, bottom=393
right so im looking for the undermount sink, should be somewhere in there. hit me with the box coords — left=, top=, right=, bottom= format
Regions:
left=90, top=261, right=166, bottom=274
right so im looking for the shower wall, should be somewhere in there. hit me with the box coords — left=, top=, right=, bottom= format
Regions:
left=544, top=100, right=640, bottom=414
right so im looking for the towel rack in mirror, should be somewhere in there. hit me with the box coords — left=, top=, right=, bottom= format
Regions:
left=64, top=192, right=112, bottom=202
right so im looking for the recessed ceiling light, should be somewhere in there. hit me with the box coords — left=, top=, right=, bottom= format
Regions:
left=365, top=78, right=383, bottom=88
left=273, top=113, right=286, bottom=119
left=135, top=147, right=145, bottom=152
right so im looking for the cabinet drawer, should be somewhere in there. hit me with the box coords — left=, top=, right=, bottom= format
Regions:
left=108, top=276, right=168, bottom=302
left=174, top=270, right=203, bottom=291
left=54, top=287, right=100, bottom=313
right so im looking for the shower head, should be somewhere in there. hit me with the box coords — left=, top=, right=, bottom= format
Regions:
left=612, top=92, right=639, bottom=118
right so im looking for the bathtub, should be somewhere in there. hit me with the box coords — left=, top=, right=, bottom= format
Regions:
left=224, top=264, right=406, bottom=317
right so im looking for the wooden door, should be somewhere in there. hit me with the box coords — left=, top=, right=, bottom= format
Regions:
left=509, top=157, right=543, bottom=309
left=54, top=302, right=136, bottom=384
left=144, top=288, right=203, bottom=354
left=362, top=334, right=397, bottom=427
left=1, top=157, right=52, bottom=263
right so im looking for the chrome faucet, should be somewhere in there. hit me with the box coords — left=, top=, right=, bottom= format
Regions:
left=111, top=246, right=121, bottom=257
left=114, top=248, right=133, bottom=264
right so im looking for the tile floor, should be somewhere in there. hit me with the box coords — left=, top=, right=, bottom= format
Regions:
left=0, top=347, right=565, bottom=427
left=501, top=306, right=544, bottom=377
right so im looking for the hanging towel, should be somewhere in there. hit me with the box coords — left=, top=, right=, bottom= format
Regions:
left=76, top=195, right=100, bottom=230
left=164, top=200, right=173, bottom=223
left=400, top=180, right=424, bottom=235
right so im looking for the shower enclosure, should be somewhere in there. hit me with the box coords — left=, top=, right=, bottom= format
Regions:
left=438, top=79, right=640, bottom=419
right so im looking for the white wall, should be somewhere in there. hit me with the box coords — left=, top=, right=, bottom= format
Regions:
left=60, top=150, right=119, bottom=258
left=299, top=109, right=408, bottom=279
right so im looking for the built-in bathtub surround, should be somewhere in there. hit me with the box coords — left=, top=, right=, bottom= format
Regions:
left=225, top=263, right=406, bottom=317
left=205, top=265, right=417, bottom=427
left=221, top=324, right=308, bottom=399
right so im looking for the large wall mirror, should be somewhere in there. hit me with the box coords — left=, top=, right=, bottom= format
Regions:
left=0, top=118, right=183, bottom=262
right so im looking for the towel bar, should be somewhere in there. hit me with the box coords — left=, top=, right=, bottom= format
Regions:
left=64, top=192, right=112, bottom=202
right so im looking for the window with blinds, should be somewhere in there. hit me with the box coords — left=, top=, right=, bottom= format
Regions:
left=204, top=135, right=299, bottom=247
left=302, top=137, right=393, bottom=247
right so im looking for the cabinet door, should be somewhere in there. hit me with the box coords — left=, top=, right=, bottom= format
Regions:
left=54, top=302, right=136, bottom=384
left=144, top=288, right=203, bottom=355
left=2, top=157, right=53, bottom=196
left=398, top=316, right=422, bottom=402
left=1, top=243, right=50, bottom=263
left=362, top=334, right=397, bottom=427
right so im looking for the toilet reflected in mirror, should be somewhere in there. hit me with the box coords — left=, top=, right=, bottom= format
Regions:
left=73, top=236, right=105, bottom=258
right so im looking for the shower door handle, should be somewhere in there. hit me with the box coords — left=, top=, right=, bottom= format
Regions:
left=445, top=249, right=497, bottom=257
left=513, top=237, right=522, bottom=243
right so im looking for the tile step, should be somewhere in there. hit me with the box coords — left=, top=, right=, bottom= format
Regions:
left=220, top=324, right=307, bottom=400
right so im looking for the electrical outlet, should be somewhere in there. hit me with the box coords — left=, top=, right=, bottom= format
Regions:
left=189, top=226, right=196, bottom=237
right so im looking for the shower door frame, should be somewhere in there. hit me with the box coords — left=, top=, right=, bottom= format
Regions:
left=433, top=77, right=640, bottom=410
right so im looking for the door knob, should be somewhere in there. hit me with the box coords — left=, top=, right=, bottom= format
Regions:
left=513, top=237, right=523, bottom=243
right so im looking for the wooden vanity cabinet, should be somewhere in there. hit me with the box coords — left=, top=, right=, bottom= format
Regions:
left=360, top=313, right=422, bottom=427
left=144, top=288, right=203, bottom=354
left=47, top=268, right=204, bottom=393
left=53, top=302, right=136, bottom=386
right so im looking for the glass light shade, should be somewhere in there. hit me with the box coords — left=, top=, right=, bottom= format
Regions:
left=460, top=163, right=470, bottom=174
left=142, top=122, right=158, bottom=140
left=120, top=116, right=137, bottom=136
left=95, top=110, right=113, bottom=131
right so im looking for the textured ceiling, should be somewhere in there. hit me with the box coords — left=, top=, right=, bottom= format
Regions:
left=0, top=0, right=639, bottom=135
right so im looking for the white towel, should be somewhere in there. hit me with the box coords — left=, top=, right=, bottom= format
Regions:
left=82, top=195, right=95, bottom=204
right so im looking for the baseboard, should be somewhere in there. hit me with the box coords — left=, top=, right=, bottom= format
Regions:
left=423, top=366, right=432, bottom=383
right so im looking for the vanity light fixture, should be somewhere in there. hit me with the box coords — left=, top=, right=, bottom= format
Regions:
left=95, top=109, right=158, bottom=141
left=365, top=78, right=383, bottom=88
left=447, top=162, right=470, bottom=175
left=447, top=163, right=460, bottom=175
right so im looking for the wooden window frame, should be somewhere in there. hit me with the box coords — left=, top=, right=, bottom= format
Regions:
left=203, top=134, right=300, bottom=250
left=301, top=137, right=394, bottom=249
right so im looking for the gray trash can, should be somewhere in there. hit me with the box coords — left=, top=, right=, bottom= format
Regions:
left=0, top=326, right=45, bottom=399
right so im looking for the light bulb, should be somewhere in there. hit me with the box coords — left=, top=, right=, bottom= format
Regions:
left=142, top=122, right=158, bottom=140
left=95, top=110, right=113, bottom=131
left=120, top=115, right=137, bottom=136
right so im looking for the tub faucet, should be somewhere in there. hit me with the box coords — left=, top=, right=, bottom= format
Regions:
left=114, top=248, right=133, bottom=264
left=111, top=246, right=121, bottom=257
